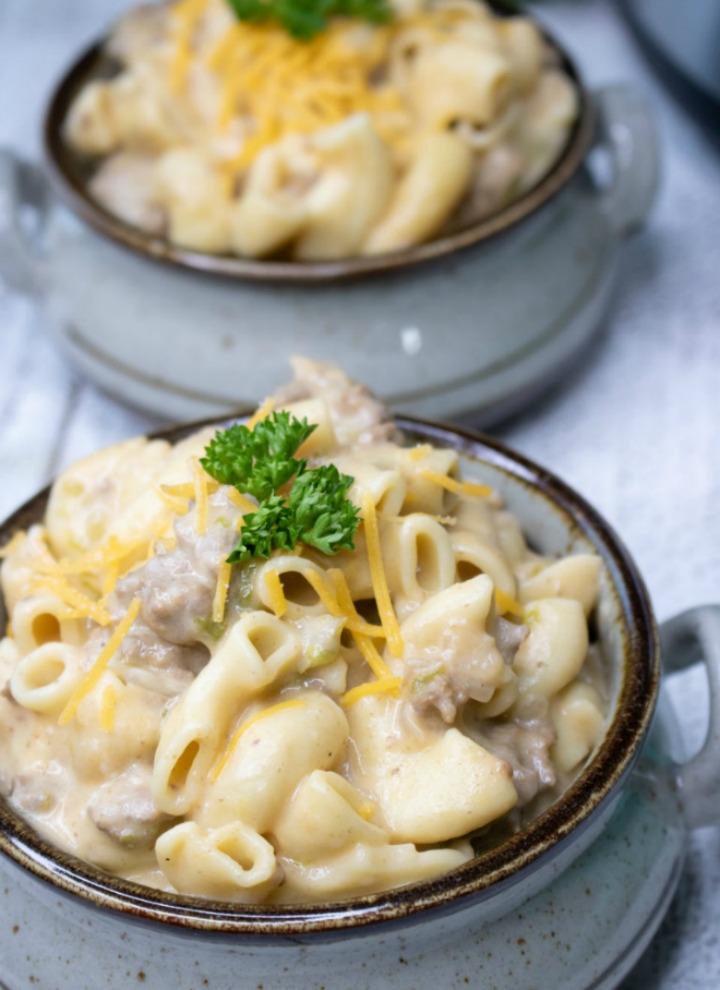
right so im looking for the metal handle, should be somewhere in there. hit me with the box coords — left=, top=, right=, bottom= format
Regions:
left=0, top=147, right=51, bottom=295
left=590, top=84, right=661, bottom=237
left=660, top=606, right=720, bottom=829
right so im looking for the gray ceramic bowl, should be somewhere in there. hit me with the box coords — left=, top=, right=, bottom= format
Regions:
left=1, top=417, right=718, bottom=990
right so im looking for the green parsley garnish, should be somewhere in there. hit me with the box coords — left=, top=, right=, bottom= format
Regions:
left=200, top=411, right=315, bottom=502
left=202, top=413, right=360, bottom=563
left=226, top=0, right=393, bottom=41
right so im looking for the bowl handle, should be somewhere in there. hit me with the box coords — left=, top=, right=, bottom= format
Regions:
left=0, top=147, right=51, bottom=295
left=660, top=605, right=720, bottom=829
left=591, top=84, right=661, bottom=237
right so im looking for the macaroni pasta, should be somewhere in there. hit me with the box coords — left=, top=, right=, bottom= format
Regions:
left=64, top=0, right=579, bottom=260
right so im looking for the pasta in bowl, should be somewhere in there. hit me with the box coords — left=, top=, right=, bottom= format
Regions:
left=0, top=360, right=654, bottom=919
left=46, top=0, right=592, bottom=274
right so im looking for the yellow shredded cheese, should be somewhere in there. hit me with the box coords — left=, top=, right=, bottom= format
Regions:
left=157, top=487, right=192, bottom=515
left=226, top=488, right=257, bottom=513
left=58, top=597, right=142, bottom=726
left=170, top=0, right=208, bottom=93
left=192, top=458, right=210, bottom=536
left=162, top=479, right=219, bottom=499
left=246, top=397, right=276, bottom=431
left=264, top=569, right=288, bottom=619
left=212, top=560, right=233, bottom=624
left=211, top=697, right=306, bottom=782
left=495, top=588, right=525, bottom=619
left=419, top=470, right=492, bottom=499
left=99, top=683, right=117, bottom=733
left=352, top=631, right=392, bottom=681
left=100, top=559, right=120, bottom=601
left=358, top=801, right=376, bottom=821
left=408, top=444, right=432, bottom=462
left=168, top=12, right=410, bottom=172
left=327, top=568, right=387, bottom=640
left=360, top=493, right=403, bottom=658
left=29, top=575, right=111, bottom=627
left=341, top=676, right=403, bottom=707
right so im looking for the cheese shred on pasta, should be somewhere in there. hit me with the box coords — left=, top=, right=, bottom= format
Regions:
left=226, top=488, right=257, bottom=513
left=29, top=575, right=112, bottom=627
left=212, top=560, right=233, bottom=624
left=495, top=588, right=525, bottom=619
left=58, top=597, right=142, bottom=726
left=341, top=676, right=403, bottom=707
left=419, top=470, right=492, bottom=500
left=211, top=697, right=306, bottom=782
left=246, top=397, right=275, bottom=431
left=327, top=567, right=387, bottom=638
left=264, top=569, right=288, bottom=619
left=361, top=493, right=403, bottom=657
left=99, top=683, right=117, bottom=733
left=157, top=488, right=192, bottom=515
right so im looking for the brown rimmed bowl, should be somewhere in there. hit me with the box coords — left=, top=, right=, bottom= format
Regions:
left=1, top=416, right=718, bottom=990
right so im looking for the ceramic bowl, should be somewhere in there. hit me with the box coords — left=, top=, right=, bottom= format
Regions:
left=1, top=417, right=718, bottom=990
left=0, top=9, right=659, bottom=424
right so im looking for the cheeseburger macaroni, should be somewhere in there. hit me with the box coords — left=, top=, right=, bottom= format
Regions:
left=64, top=0, right=579, bottom=260
left=0, top=360, right=606, bottom=902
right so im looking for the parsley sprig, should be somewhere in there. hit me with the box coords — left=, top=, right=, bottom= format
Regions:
left=226, top=0, right=392, bottom=41
left=202, top=412, right=360, bottom=563
left=201, top=412, right=315, bottom=502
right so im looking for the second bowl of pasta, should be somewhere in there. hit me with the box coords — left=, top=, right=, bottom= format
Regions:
left=1, top=360, right=717, bottom=990
left=0, top=0, right=659, bottom=422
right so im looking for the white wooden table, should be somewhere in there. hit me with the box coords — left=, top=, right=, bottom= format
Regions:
left=1, top=1, right=719, bottom=986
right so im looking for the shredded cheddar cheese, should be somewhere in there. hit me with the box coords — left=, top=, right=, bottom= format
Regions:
left=166, top=3, right=408, bottom=172
left=360, top=493, right=403, bottom=658
left=352, top=631, right=392, bottom=681
left=211, top=697, right=306, bottom=781
left=419, top=470, right=492, bottom=499
left=58, top=597, right=142, bottom=726
left=358, top=801, right=376, bottom=820
left=408, top=444, right=432, bottom=462
left=341, top=676, right=403, bottom=707
left=157, top=487, right=192, bottom=515
left=327, top=567, right=387, bottom=639
left=264, top=568, right=288, bottom=619
left=212, top=560, right=233, bottom=624
left=170, top=0, right=207, bottom=93
left=302, top=567, right=385, bottom=637
left=246, top=397, right=276, bottom=431
left=226, top=488, right=257, bottom=513
left=28, top=575, right=112, bottom=627
left=495, top=588, right=525, bottom=619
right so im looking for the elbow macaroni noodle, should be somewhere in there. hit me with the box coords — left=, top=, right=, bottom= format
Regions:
left=64, top=0, right=579, bottom=260
left=0, top=361, right=606, bottom=903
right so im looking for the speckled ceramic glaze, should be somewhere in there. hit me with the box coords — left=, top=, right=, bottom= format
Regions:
left=1, top=419, right=718, bottom=990
left=0, top=57, right=659, bottom=425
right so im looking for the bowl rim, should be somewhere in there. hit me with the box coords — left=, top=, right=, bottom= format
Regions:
left=0, top=415, right=659, bottom=938
left=42, top=9, right=597, bottom=285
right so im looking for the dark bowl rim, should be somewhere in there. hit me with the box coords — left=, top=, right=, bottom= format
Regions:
left=42, top=9, right=597, bottom=285
left=0, top=415, right=659, bottom=938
